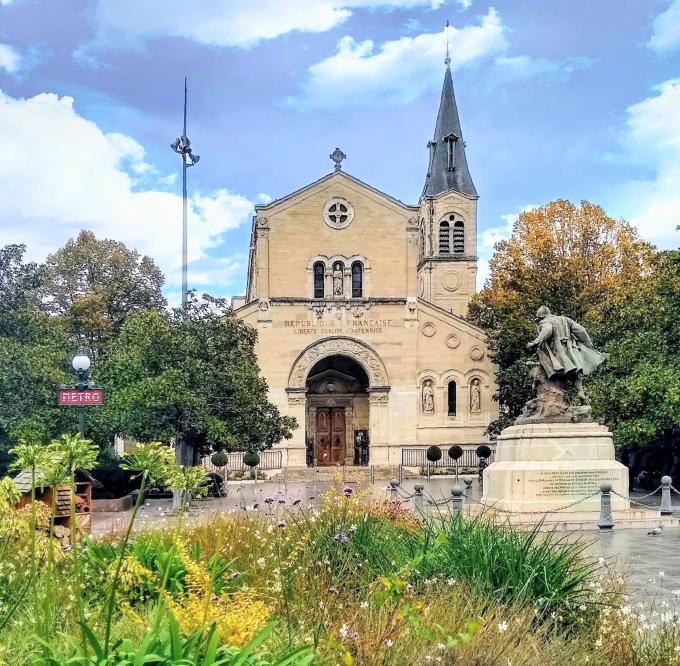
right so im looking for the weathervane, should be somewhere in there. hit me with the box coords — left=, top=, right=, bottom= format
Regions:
left=445, top=20, right=451, bottom=67
left=170, top=77, right=200, bottom=310
left=330, top=147, right=346, bottom=171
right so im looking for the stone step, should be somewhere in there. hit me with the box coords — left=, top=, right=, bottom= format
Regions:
left=269, top=466, right=400, bottom=483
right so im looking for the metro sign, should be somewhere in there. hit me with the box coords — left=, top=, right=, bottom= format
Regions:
left=58, top=389, right=104, bottom=406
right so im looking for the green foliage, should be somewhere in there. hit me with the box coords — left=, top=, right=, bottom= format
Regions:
left=589, top=250, right=680, bottom=451
left=120, top=441, right=175, bottom=486
left=40, top=230, right=166, bottom=358
left=91, top=295, right=296, bottom=456
left=242, top=451, right=260, bottom=468
left=418, top=515, right=598, bottom=622
left=211, top=452, right=229, bottom=468
left=91, top=447, right=141, bottom=500
left=426, top=446, right=441, bottom=462
left=39, top=615, right=313, bottom=666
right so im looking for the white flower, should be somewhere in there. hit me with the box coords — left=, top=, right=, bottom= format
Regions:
left=385, top=639, right=393, bottom=647
left=360, top=601, right=369, bottom=608
left=339, top=624, right=349, bottom=639
left=497, top=621, right=508, bottom=633
left=256, top=557, right=266, bottom=567
left=660, top=571, right=666, bottom=577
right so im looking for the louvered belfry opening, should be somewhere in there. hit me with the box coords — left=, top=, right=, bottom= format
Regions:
left=453, top=220, right=465, bottom=254
left=439, top=221, right=450, bottom=254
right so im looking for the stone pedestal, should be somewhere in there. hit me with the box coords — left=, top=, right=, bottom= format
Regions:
left=482, top=422, right=629, bottom=514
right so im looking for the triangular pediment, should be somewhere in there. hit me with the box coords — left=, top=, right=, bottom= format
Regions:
left=255, top=170, right=417, bottom=216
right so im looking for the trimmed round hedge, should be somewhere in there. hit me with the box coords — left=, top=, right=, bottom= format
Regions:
left=243, top=451, right=261, bottom=468
left=426, top=445, right=442, bottom=462
left=211, top=451, right=229, bottom=468
left=476, top=444, right=492, bottom=459
left=448, top=445, right=463, bottom=461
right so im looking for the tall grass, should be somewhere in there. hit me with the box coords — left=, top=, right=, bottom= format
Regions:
left=2, top=481, right=680, bottom=665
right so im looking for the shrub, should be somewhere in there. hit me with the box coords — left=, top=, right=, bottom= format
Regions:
left=426, top=446, right=442, bottom=462
left=92, top=447, right=141, bottom=500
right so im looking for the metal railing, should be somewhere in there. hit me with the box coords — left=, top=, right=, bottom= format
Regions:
left=202, top=450, right=283, bottom=473
left=401, top=447, right=494, bottom=470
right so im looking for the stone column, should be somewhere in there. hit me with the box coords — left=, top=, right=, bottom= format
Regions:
left=285, top=390, right=308, bottom=467
left=368, top=388, right=390, bottom=465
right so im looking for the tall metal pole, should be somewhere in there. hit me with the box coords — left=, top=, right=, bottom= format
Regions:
left=171, top=77, right=200, bottom=311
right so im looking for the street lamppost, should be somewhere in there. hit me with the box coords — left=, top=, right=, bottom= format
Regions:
left=170, top=77, right=200, bottom=310
left=71, top=350, right=93, bottom=438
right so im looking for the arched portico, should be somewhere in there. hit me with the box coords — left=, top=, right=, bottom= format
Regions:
left=286, top=337, right=390, bottom=466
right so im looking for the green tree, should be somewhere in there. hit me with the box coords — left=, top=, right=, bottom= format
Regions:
left=0, top=244, right=44, bottom=340
left=468, top=199, right=654, bottom=435
left=41, top=230, right=166, bottom=356
left=91, top=294, right=296, bottom=457
left=589, top=250, right=680, bottom=460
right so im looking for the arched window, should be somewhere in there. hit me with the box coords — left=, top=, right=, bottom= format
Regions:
left=447, top=381, right=457, bottom=416
left=439, top=221, right=450, bottom=254
left=313, top=262, right=325, bottom=299
left=453, top=220, right=465, bottom=254
left=351, top=261, right=363, bottom=298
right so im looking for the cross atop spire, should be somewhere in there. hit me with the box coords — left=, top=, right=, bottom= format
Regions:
left=420, top=61, right=477, bottom=199
left=445, top=20, right=451, bottom=68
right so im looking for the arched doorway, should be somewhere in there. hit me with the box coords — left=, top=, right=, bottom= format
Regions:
left=306, top=356, right=369, bottom=466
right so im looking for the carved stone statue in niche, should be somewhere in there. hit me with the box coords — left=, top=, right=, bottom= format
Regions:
left=333, top=262, right=344, bottom=296
left=470, top=378, right=481, bottom=412
left=422, top=379, right=435, bottom=414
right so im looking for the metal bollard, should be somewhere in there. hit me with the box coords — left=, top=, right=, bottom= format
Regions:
left=389, top=478, right=399, bottom=501
left=597, top=482, right=614, bottom=530
left=451, top=485, right=464, bottom=518
left=661, top=476, right=673, bottom=515
left=413, top=484, right=425, bottom=517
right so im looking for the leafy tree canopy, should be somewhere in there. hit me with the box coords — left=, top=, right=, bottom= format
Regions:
left=41, top=230, right=166, bottom=356
left=90, top=294, right=296, bottom=455
left=468, top=199, right=655, bottom=435
left=589, top=250, right=680, bottom=451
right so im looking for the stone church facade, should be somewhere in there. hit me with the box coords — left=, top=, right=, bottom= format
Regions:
left=232, top=64, right=498, bottom=467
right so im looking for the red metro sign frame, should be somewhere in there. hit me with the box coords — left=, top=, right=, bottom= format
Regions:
left=58, top=389, right=104, bottom=406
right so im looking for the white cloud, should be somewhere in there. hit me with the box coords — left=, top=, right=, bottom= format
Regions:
left=604, top=78, right=680, bottom=249
left=0, top=43, right=21, bottom=74
left=477, top=204, right=537, bottom=288
left=648, top=0, right=680, bottom=54
left=283, top=9, right=591, bottom=111
left=0, top=0, right=14, bottom=5
left=285, top=9, right=507, bottom=110
left=89, top=0, right=445, bottom=49
left=0, top=90, right=253, bottom=292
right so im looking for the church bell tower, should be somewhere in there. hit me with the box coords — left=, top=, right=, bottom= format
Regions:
left=417, top=57, right=478, bottom=316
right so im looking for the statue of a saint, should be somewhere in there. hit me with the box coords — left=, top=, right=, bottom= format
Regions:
left=519, top=305, right=608, bottom=423
left=333, top=263, right=344, bottom=296
left=422, top=380, right=435, bottom=414
left=470, top=378, right=481, bottom=412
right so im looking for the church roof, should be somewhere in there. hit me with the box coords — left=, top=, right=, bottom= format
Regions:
left=421, top=66, right=477, bottom=199
left=255, top=169, right=416, bottom=212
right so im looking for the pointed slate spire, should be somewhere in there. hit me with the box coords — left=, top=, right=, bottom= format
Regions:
left=421, top=62, right=477, bottom=199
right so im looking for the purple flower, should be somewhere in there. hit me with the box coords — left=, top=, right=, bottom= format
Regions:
left=277, top=520, right=286, bottom=528
left=229, top=571, right=241, bottom=579
left=329, top=586, right=340, bottom=595
left=264, top=496, right=276, bottom=505
left=278, top=498, right=286, bottom=504
left=343, top=485, right=354, bottom=498
left=334, top=532, right=349, bottom=543
left=292, top=499, right=302, bottom=506
left=348, top=525, right=357, bottom=534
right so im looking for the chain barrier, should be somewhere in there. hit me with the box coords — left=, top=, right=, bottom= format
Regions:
left=395, top=488, right=416, bottom=501
left=611, top=489, right=662, bottom=511
left=424, top=495, right=454, bottom=507
left=457, top=490, right=599, bottom=515
left=670, top=485, right=680, bottom=496
left=630, top=485, right=662, bottom=500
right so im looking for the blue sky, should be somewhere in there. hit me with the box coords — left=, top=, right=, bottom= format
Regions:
left=1, top=0, right=679, bottom=304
